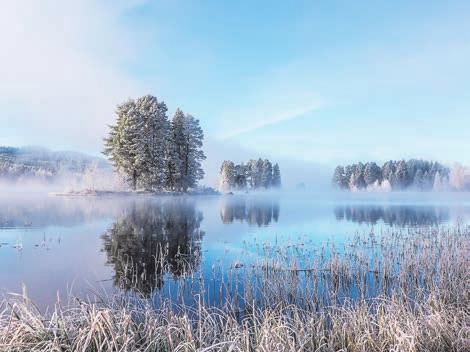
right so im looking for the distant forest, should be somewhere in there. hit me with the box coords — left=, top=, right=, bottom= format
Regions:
left=219, top=159, right=281, bottom=191
left=332, top=160, right=450, bottom=191
left=0, top=146, right=108, bottom=181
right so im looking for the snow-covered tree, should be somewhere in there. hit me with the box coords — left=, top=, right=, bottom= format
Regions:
left=332, top=166, right=347, bottom=189
left=104, top=96, right=206, bottom=192
left=178, top=113, right=206, bottom=191
left=382, top=161, right=396, bottom=188
left=334, top=159, right=450, bottom=192
left=413, top=169, right=425, bottom=190
left=134, top=95, right=170, bottom=191
left=363, top=162, right=382, bottom=186
left=261, top=159, right=273, bottom=188
left=219, top=159, right=281, bottom=191
left=219, top=161, right=236, bottom=191
left=349, top=163, right=366, bottom=190
left=104, top=99, right=142, bottom=190
left=272, top=163, right=281, bottom=188
left=394, top=160, right=410, bottom=190
left=246, top=159, right=257, bottom=188
left=449, top=163, right=470, bottom=190
left=234, top=163, right=247, bottom=189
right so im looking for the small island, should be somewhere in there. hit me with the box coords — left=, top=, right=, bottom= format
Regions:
left=103, top=95, right=207, bottom=193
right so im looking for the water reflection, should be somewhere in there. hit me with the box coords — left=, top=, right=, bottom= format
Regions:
left=0, top=196, right=125, bottom=228
left=334, top=205, right=449, bottom=226
left=101, top=199, right=203, bottom=296
left=220, top=197, right=280, bottom=226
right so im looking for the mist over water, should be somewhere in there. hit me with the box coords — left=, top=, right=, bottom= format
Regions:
left=0, top=191, right=469, bottom=306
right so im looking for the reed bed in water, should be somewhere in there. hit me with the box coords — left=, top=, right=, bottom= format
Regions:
left=0, top=226, right=468, bottom=351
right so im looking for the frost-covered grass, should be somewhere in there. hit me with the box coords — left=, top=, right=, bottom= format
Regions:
left=0, top=226, right=468, bottom=351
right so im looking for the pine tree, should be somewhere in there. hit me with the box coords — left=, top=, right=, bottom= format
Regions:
left=261, top=159, right=273, bottom=188
left=169, top=108, right=186, bottom=191
left=182, top=113, right=206, bottom=191
left=272, top=163, right=281, bottom=188
left=103, top=99, right=142, bottom=190
left=234, top=163, right=247, bottom=189
left=394, top=160, right=409, bottom=190
left=246, top=159, right=257, bottom=188
left=382, top=161, right=396, bottom=188
left=413, top=169, right=425, bottom=190
left=364, top=162, right=382, bottom=186
left=252, top=159, right=264, bottom=189
left=332, top=165, right=352, bottom=189
left=219, top=161, right=235, bottom=191
left=349, top=163, right=366, bottom=189
left=134, top=95, right=170, bottom=191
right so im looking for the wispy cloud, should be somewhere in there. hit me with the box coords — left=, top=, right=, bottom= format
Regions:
left=220, top=101, right=322, bottom=140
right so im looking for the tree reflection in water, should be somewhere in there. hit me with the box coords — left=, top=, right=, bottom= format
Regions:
left=101, top=198, right=203, bottom=296
left=334, top=205, right=449, bottom=227
left=220, top=197, right=280, bottom=226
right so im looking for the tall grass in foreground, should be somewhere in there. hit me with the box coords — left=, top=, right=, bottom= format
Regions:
left=0, top=226, right=468, bottom=351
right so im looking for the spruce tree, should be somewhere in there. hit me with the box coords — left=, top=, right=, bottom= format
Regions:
left=134, top=95, right=170, bottom=191
left=272, top=163, right=281, bottom=188
left=261, top=159, right=273, bottom=188
left=219, top=161, right=235, bottom=191
left=103, top=99, right=141, bottom=190
left=171, top=109, right=206, bottom=191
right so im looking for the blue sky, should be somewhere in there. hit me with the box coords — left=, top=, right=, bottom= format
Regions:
left=1, top=0, right=470, bottom=172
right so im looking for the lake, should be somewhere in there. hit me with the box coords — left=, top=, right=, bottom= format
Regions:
left=1, top=192, right=469, bottom=307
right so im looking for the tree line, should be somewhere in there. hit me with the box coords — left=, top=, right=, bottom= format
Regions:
left=219, top=159, right=281, bottom=191
left=333, top=160, right=449, bottom=191
left=104, top=95, right=206, bottom=192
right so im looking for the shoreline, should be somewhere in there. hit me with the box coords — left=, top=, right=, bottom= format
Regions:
left=50, top=189, right=222, bottom=197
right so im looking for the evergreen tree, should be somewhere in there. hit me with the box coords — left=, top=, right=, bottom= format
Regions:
left=234, top=163, right=247, bottom=189
left=180, top=113, right=206, bottom=191
left=246, top=159, right=257, bottom=188
left=332, top=166, right=347, bottom=189
left=350, top=163, right=366, bottom=189
left=261, top=159, right=273, bottom=188
left=219, top=161, right=235, bottom=191
left=103, top=96, right=206, bottom=192
left=219, top=159, right=281, bottom=191
left=333, top=159, right=450, bottom=192
left=170, top=108, right=186, bottom=191
left=272, top=163, right=281, bottom=188
left=413, top=169, right=425, bottom=190
left=363, top=162, right=382, bottom=186
left=253, top=158, right=264, bottom=189
left=103, top=99, right=141, bottom=190
left=165, top=125, right=182, bottom=192
left=394, top=160, right=409, bottom=189
left=382, top=161, right=396, bottom=188
left=134, top=95, right=170, bottom=191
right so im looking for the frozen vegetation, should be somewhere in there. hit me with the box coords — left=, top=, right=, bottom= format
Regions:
left=0, top=146, right=108, bottom=181
left=0, top=225, right=467, bottom=351
left=0, top=146, right=127, bottom=192
left=104, top=95, right=206, bottom=193
left=219, top=159, right=281, bottom=191
left=331, top=159, right=470, bottom=192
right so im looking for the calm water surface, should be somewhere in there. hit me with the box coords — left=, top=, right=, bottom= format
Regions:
left=0, top=192, right=469, bottom=306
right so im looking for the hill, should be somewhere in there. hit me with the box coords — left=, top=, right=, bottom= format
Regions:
left=0, top=146, right=110, bottom=182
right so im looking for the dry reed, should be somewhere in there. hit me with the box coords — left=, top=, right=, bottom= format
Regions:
left=0, top=225, right=468, bottom=351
